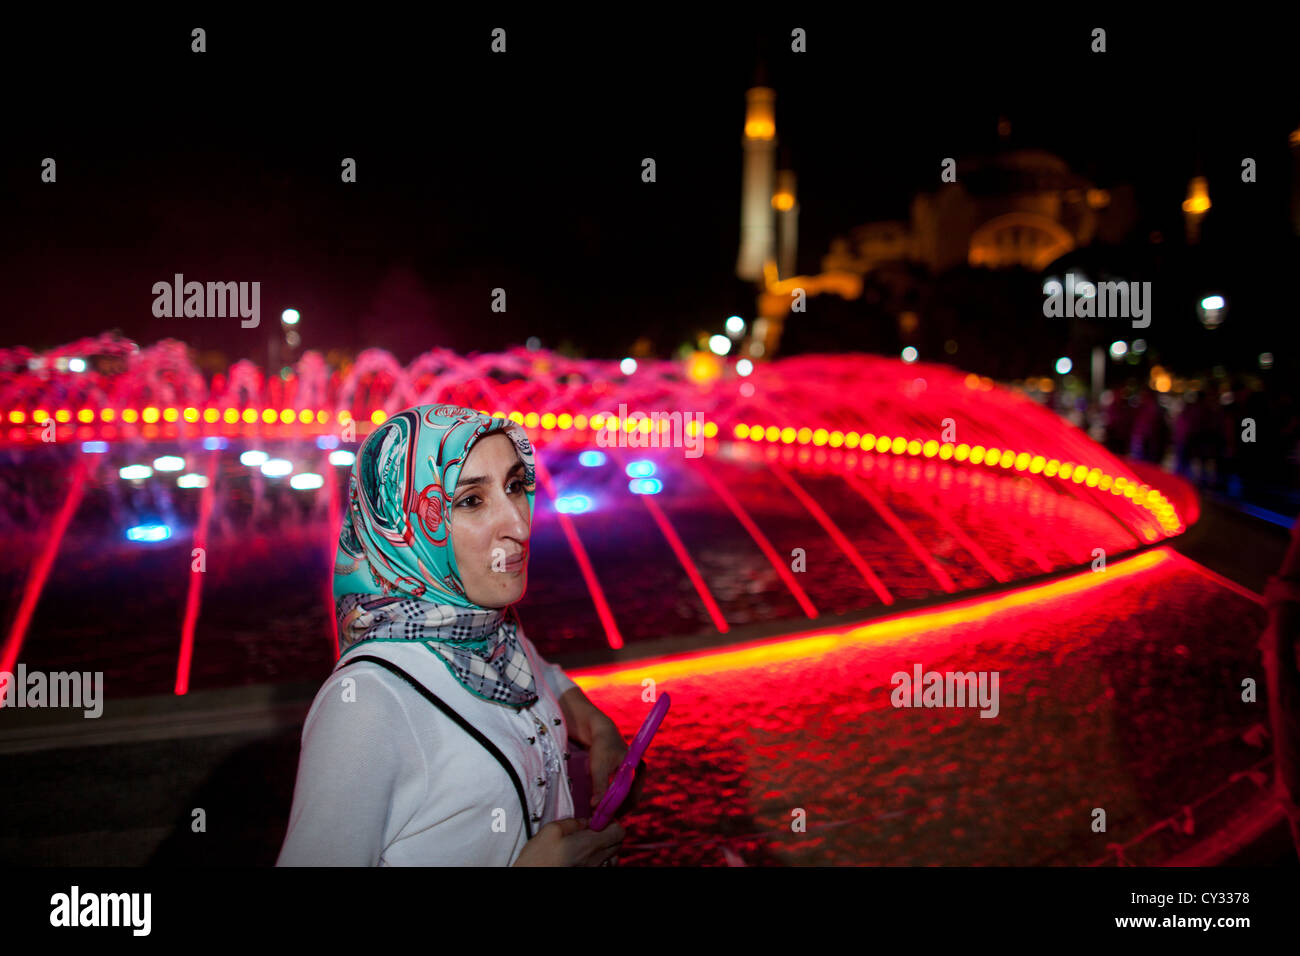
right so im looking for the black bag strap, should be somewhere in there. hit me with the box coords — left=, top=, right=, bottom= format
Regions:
left=340, top=654, right=534, bottom=840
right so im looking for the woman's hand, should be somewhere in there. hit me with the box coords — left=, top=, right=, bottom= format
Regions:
left=511, top=817, right=625, bottom=866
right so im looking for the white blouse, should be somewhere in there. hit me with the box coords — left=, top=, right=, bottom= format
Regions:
left=277, top=634, right=579, bottom=866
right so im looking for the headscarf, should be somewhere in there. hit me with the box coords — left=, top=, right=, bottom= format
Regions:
left=333, top=403, right=541, bottom=709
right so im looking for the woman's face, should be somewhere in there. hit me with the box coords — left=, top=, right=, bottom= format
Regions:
left=450, top=433, right=531, bottom=608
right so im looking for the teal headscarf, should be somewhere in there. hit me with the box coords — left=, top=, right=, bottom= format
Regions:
left=334, top=404, right=541, bottom=708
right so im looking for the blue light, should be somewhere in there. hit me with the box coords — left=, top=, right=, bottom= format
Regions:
left=127, top=524, right=172, bottom=542
left=316, top=435, right=340, bottom=450
left=81, top=441, right=108, bottom=454
left=625, top=459, right=656, bottom=478
left=579, top=451, right=606, bottom=467
left=629, top=478, right=663, bottom=495
left=203, top=436, right=228, bottom=450
left=556, top=495, right=593, bottom=514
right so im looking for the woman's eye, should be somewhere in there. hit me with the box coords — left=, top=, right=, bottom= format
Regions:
left=457, top=495, right=479, bottom=508
left=508, top=479, right=524, bottom=494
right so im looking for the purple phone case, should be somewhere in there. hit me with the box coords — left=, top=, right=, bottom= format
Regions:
left=588, top=692, right=670, bottom=831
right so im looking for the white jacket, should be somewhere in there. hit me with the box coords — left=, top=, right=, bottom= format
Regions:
left=277, top=634, right=579, bottom=866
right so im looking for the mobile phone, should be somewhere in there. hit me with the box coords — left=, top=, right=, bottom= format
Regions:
left=589, top=692, right=670, bottom=831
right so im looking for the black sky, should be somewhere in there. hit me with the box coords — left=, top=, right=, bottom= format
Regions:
left=2, top=11, right=1296, bottom=366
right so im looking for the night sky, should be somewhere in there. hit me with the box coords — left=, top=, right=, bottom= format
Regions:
left=3, top=12, right=1295, bottom=368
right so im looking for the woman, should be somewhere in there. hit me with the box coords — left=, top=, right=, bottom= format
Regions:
left=278, top=403, right=637, bottom=865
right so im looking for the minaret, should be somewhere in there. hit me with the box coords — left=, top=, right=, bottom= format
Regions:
left=736, top=85, right=777, bottom=282
left=1290, top=124, right=1300, bottom=236
left=773, top=162, right=798, bottom=281
left=1182, top=174, right=1210, bottom=244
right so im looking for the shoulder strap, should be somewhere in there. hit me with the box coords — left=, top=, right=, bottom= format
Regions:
left=341, top=654, right=534, bottom=840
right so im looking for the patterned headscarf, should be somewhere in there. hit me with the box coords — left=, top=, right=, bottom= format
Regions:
left=334, top=404, right=540, bottom=709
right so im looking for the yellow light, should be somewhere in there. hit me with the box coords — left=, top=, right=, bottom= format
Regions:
left=102, top=408, right=116, bottom=422
left=1182, top=176, right=1211, bottom=214
left=372, top=410, right=388, bottom=424
left=32, top=408, right=48, bottom=423
left=591, top=414, right=606, bottom=429
left=906, top=439, right=921, bottom=455
left=846, top=432, right=860, bottom=448
left=687, top=350, right=722, bottom=384
left=781, top=427, right=796, bottom=444
left=939, top=444, right=954, bottom=460
left=1029, top=455, right=1044, bottom=473
left=861, top=434, right=875, bottom=448
left=558, top=413, right=573, bottom=429
left=8, top=410, right=24, bottom=424
left=829, top=431, right=844, bottom=447
left=539, top=413, right=556, bottom=430
left=639, top=418, right=653, bottom=435
left=183, top=407, right=199, bottom=422
left=1044, top=459, right=1059, bottom=477
left=955, top=444, right=970, bottom=461
left=525, top=412, right=540, bottom=428
left=299, top=409, right=313, bottom=424
left=876, top=436, right=891, bottom=453
left=623, top=418, right=635, bottom=433
left=772, top=191, right=795, bottom=211
left=203, top=408, right=218, bottom=423
left=814, top=429, right=829, bottom=446
left=969, top=445, right=985, bottom=465
left=1015, top=452, right=1031, bottom=471
left=142, top=407, right=160, bottom=423
left=1059, top=463, right=1073, bottom=480
left=703, top=422, right=718, bottom=438
left=241, top=408, right=259, bottom=424
left=121, top=408, right=139, bottom=423
left=763, top=425, right=778, bottom=442
left=1073, top=469, right=1087, bottom=484
left=985, top=449, right=1000, bottom=467
left=574, top=414, right=588, bottom=430
left=262, top=409, right=277, bottom=424
left=492, top=410, right=506, bottom=420
left=750, top=427, right=763, bottom=443
left=509, top=411, right=524, bottom=424
left=923, top=440, right=938, bottom=458
left=162, top=407, right=179, bottom=422
left=965, top=374, right=980, bottom=389
left=1086, top=470, right=1100, bottom=487
left=1000, top=454, right=1014, bottom=469
left=891, top=436, right=906, bottom=455
left=744, top=115, right=775, bottom=140
left=736, top=424, right=750, bottom=439
left=1086, top=188, right=1111, bottom=209
left=800, top=428, right=814, bottom=445
left=281, top=409, right=295, bottom=424
left=77, top=409, right=94, bottom=423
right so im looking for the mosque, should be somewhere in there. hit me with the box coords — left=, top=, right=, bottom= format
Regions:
left=733, top=85, right=1142, bottom=359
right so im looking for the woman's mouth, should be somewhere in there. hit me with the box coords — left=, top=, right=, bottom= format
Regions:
left=502, top=550, right=527, bottom=572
